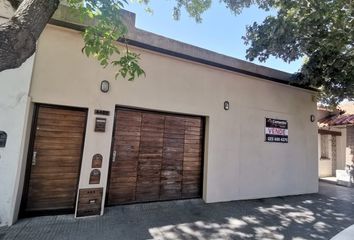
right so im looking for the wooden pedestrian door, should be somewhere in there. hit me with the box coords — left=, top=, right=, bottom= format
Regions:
left=22, top=105, right=87, bottom=215
left=107, top=108, right=204, bottom=205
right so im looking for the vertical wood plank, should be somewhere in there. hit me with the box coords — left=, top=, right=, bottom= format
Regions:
left=182, top=117, right=203, bottom=198
left=107, top=110, right=141, bottom=204
left=108, top=108, right=203, bottom=205
left=136, top=113, right=164, bottom=201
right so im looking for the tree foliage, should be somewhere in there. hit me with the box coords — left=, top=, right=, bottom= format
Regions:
left=66, top=0, right=145, bottom=80
left=3, top=0, right=354, bottom=105
left=166, top=0, right=354, bottom=105
left=239, top=0, right=354, bottom=105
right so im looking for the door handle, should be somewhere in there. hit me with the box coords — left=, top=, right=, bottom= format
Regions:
left=112, top=150, right=117, bottom=162
left=32, top=151, right=37, bottom=166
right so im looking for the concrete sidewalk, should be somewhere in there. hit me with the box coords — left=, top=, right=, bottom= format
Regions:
left=1, top=182, right=354, bottom=240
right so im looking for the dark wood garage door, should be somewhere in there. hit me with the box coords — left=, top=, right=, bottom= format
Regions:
left=22, top=105, right=87, bottom=215
left=107, top=108, right=204, bottom=205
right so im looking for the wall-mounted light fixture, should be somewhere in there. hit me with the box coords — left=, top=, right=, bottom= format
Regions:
left=310, top=114, right=316, bottom=122
left=224, top=101, right=230, bottom=111
left=100, top=80, right=110, bottom=93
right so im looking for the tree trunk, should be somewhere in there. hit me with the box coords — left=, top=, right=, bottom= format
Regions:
left=0, top=0, right=59, bottom=71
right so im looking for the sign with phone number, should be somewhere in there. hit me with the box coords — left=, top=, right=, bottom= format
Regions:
left=265, top=118, right=288, bottom=143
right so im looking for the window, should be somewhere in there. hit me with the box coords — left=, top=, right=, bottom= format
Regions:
left=320, top=135, right=330, bottom=159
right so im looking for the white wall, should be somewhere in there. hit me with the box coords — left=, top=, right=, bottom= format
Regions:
left=318, top=134, right=333, bottom=178
left=0, top=1, right=13, bottom=19
left=0, top=2, right=35, bottom=226
left=317, top=126, right=350, bottom=177
left=335, top=127, right=347, bottom=170
left=26, top=25, right=318, bottom=209
left=345, top=126, right=354, bottom=167
left=0, top=57, right=34, bottom=226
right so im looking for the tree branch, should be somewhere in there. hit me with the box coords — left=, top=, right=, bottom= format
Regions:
left=0, top=0, right=59, bottom=71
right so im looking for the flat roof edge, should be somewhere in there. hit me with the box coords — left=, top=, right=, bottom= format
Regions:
left=49, top=11, right=317, bottom=92
left=122, top=38, right=317, bottom=91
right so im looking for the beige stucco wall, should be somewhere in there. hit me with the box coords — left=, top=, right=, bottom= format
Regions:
left=338, top=127, right=347, bottom=169
left=318, top=134, right=333, bottom=178
left=334, top=127, right=347, bottom=170
left=27, top=24, right=318, bottom=211
left=346, top=126, right=354, bottom=166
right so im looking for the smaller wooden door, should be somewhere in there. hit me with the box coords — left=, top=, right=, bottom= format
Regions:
left=22, top=105, right=87, bottom=215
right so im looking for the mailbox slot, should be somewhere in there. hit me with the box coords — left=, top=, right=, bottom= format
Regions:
left=0, top=131, right=7, bottom=148
left=94, top=118, right=106, bottom=132
left=77, top=188, right=103, bottom=217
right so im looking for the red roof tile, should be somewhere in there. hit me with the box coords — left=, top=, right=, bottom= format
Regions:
left=319, top=114, right=354, bottom=126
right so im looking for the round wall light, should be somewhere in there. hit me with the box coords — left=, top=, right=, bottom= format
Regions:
left=224, top=101, right=230, bottom=111
left=310, top=114, right=316, bottom=122
left=100, top=80, right=110, bottom=93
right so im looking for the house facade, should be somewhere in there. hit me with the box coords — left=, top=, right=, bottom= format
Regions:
left=0, top=4, right=318, bottom=226
left=317, top=108, right=345, bottom=178
left=318, top=105, right=354, bottom=185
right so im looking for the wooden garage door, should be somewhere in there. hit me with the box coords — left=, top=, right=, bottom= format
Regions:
left=107, top=108, right=204, bottom=205
left=23, top=105, right=87, bottom=214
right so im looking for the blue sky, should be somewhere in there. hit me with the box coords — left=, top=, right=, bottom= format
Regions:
left=125, top=1, right=303, bottom=73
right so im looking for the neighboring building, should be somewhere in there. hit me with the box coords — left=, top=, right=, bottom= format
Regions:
left=317, top=104, right=354, bottom=186
left=317, top=107, right=344, bottom=178
left=0, top=4, right=318, bottom=226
